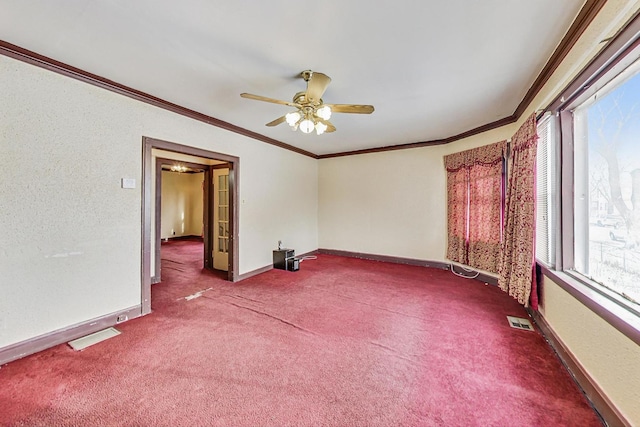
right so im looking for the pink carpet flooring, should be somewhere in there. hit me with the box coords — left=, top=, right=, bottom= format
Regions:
left=1, top=240, right=602, bottom=426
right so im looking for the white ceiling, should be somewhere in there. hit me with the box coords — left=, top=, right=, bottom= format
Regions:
left=1, top=0, right=585, bottom=156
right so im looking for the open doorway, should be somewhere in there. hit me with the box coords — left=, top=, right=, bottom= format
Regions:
left=141, top=137, right=239, bottom=315
left=155, top=159, right=231, bottom=279
left=156, top=158, right=207, bottom=272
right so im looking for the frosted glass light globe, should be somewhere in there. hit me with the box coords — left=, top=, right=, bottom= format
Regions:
left=285, top=111, right=301, bottom=126
left=317, top=105, right=332, bottom=120
left=315, top=121, right=328, bottom=135
left=299, top=119, right=314, bottom=134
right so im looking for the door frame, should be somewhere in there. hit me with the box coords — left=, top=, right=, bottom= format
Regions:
left=142, top=137, right=240, bottom=315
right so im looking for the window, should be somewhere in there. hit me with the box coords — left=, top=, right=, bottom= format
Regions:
left=536, top=114, right=557, bottom=267
left=444, top=141, right=506, bottom=273
left=572, top=60, right=640, bottom=305
left=532, top=13, right=640, bottom=347
left=537, top=18, right=640, bottom=323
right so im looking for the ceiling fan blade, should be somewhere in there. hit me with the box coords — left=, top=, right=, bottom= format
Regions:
left=240, top=93, right=299, bottom=107
left=305, top=72, right=332, bottom=103
left=325, top=104, right=375, bottom=114
left=317, top=118, right=336, bottom=133
left=265, top=115, right=287, bottom=127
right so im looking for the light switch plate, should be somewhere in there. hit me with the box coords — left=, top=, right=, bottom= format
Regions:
left=121, top=178, right=136, bottom=189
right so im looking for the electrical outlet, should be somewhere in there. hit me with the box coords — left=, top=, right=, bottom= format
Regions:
left=116, top=314, right=128, bottom=323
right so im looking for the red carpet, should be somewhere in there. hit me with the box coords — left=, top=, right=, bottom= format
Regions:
left=1, top=240, right=602, bottom=426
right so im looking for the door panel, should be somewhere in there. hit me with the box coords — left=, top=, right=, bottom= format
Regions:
left=213, top=168, right=230, bottom=271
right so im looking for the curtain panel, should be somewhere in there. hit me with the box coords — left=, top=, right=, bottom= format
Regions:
left=444, top=141, right=506, bottom=273
left=446, top=167, right=468, bottom=264
left=498, top=114, right=538, bottom=308
left=468, top=162, right=503, bottom=272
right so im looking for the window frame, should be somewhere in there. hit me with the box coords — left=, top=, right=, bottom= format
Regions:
left=539, top=12, right=640, bottom=346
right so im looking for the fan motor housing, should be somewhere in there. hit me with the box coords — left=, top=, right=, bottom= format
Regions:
left=293, top=92, right=322, bottom=108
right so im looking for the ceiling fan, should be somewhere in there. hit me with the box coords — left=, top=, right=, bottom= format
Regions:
left=240, top=70, right=374, bottom=135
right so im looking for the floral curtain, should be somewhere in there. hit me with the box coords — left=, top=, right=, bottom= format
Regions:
left=468, top=160, right=503, bottom=273
left=444, top=141, right=506, bottom=273
left=445, top=152, right=469, bottom=264
left=498, top=114, right=538, bottom=308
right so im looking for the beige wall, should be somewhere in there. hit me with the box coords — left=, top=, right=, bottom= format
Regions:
left=0, top=54, right=318, bottom=348
left=161, top=171, right=204, bottom=239
left=540, top=276, right=640, bottom=423
left=319, top=1, right=640, bottom=424
left=318, top=125, right=514, bottom=262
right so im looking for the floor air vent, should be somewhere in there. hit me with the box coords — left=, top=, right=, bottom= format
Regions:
left=68, top=327, right=121, bottom=351
left=506, top=316, right=533, bottom=331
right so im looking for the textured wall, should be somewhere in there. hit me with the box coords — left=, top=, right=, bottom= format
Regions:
left=0, top=55, right=318, bottom=347
left=541, top=276, right=640, bottom=424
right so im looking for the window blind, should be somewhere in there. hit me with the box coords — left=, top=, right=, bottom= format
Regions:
left=535, top=114, right=556, bottom=266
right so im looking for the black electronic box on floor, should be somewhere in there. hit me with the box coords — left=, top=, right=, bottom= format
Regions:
left=273, top=249, right=299, bottom=272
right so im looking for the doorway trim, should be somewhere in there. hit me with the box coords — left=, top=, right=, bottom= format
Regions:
left=142, top=136, right=240, bottom=315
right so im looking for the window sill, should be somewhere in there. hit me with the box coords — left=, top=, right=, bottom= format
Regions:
left=538, top=264, right=640, bottom=347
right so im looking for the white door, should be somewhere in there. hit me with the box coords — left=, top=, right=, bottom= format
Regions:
left=213, top=168, right=229, bottom=271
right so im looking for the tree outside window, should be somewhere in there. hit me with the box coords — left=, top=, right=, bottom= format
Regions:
left=574, top=62, right=640, bottom=304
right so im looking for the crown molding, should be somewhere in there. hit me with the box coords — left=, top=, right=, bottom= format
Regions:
left=319, top=0, right=607, bottom=158
left=0, top=0, right=606, bottom=159
left=513, top=0, right=607, bottom=119
left=317, top=115, right=517, bottom=159
left=0, top=40, right=318, bottom=160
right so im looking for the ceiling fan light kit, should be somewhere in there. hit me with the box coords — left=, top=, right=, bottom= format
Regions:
left=240, top=70, right=374, bottom=136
